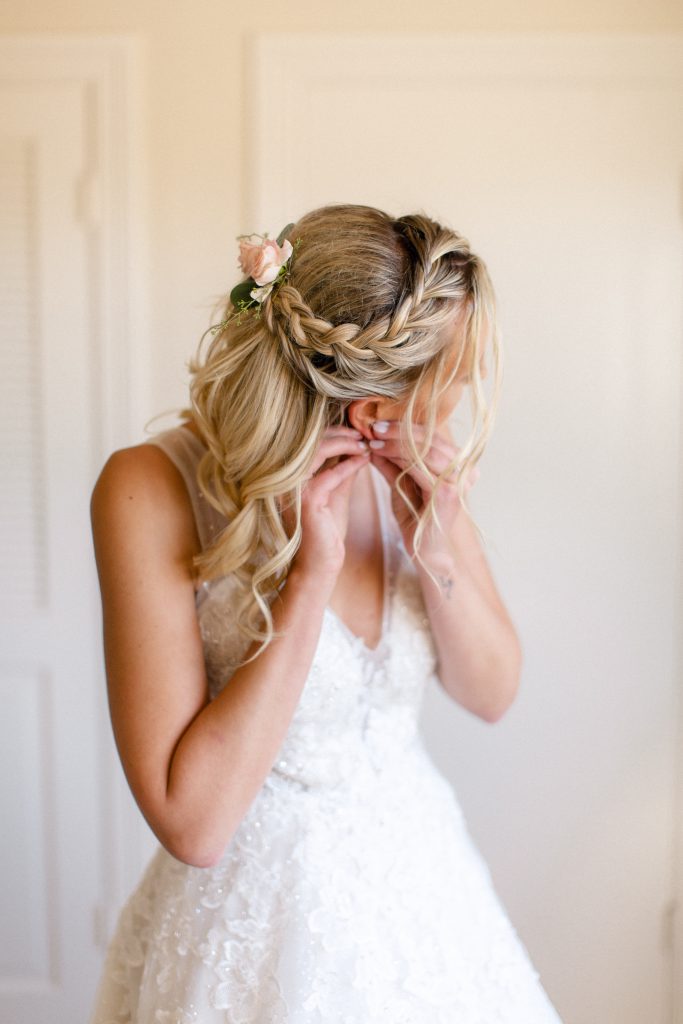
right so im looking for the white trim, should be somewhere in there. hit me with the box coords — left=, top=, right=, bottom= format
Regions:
left=0, top=33, right=150, bottom=926
left=0, top=33, right=149, bottom=454
left=673, top=266, right=683, bottom=1024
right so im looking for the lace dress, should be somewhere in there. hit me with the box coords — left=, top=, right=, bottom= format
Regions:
left=89, top=426, right=564, bottom=1024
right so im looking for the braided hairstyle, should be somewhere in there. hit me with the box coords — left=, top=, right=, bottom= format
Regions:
left=189, top=204, right=501, bottom=660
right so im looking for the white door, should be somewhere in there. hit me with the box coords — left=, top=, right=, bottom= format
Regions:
left=0, top=77, right=107, bottom=1024
left=248, top=34, right=683, bottom=1024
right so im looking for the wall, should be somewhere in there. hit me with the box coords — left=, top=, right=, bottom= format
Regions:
left=2, top=0, right=682, bottom=417
left=2, top=8, right=682, bottom=1022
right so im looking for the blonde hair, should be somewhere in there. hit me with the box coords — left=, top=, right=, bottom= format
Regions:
left=189, top=203, right=502, bottom=661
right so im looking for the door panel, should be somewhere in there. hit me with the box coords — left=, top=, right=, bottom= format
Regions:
left=248, top=34, right=683, bottom=1024
left=0, top=82, right=103, bottom=1024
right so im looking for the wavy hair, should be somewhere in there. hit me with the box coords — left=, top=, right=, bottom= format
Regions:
left=188, top=203, right=502, bottom=661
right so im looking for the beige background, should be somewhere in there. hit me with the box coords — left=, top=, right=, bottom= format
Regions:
left=2, top=0, right=682, bottom=414
left=1, top=6, right=682, bottom=1024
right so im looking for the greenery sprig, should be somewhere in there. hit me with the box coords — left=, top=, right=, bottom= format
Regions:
left=199, top=223, right=301, bottom=345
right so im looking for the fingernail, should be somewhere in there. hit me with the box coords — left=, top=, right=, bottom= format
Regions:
left=369, top=439, right=385, bottom=449
left=357, top=440, right=369, bottom=450
left=372, top=420, right=390, bottom=434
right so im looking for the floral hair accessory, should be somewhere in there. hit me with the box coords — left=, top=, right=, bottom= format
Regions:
left=199, top=223, right=299, bottom=345
left=230, top=223, right=297, bottom=310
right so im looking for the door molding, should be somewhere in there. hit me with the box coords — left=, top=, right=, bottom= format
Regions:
left=1, top=33, right=148, bottom=451
left=0, top=32, right=150, bottom=939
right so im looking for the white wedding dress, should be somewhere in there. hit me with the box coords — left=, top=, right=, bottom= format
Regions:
left=89, top=425, right=564, bottom=1024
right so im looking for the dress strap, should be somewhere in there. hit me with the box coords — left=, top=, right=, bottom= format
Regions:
left=369, top=462, right=402, bottom=591
left=145, top=425, right=227, bottom=551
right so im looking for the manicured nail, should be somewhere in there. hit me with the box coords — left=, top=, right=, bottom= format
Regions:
left=373, top=420, right=390, bottom=433
left=357, top=440, right=369, bottom=450
left=369, top=439, right=385, bottom=449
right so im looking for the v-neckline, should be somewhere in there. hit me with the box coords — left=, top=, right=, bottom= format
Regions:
left=324, top=463, right=390, bottom=657
left=180, top=423, right=392, bottom=654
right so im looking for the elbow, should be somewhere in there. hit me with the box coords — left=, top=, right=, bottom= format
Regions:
left=443, top=658, right=522, bottom=724
left=180, top=848, right=224, bottom=870
left=441, top=627, right=524, bottom=724
left=163, top=837, right=227, bottom=869
left=479, top=692, right=515, bottom=724
left=479, top=645, right=523, bottom=724
left=479, top=659, right=520, bottom=724
left=158, top=823, right=232, bottom=869
left=152, top=785, right=248, bottom=869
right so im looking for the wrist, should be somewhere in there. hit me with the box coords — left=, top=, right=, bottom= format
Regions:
left=285, top=561, right=339, bottom=601
left=415, top=549, right=459, bottom=605
left=414, top=548, right=457, bottom=579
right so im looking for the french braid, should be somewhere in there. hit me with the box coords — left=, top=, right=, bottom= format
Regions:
left=189, top=203, right=500, bottom=663
left=263, top=212, right=479, bottom=397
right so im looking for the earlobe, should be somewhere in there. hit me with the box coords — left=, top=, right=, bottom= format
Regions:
left=346, top=399, right=381, bottom=439
left=347, top=396, right=406, bottom=438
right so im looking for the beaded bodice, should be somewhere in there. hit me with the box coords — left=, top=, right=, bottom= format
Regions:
left=148, top=426, right=439, bottom=790
left=92, top=428, right=564, bottom=1024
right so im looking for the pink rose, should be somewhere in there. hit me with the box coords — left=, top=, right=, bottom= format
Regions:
left=238, top=236, right=294, bottom=286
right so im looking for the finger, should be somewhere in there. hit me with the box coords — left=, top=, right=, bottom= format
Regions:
left=372, top=448, right=476, bottom=491
left=307, top=452, right=370, bottom=504
left=367, top=452, right=401, bottom=487
left=372, top=451, right=464, bottom=497
left=308, top=438, right=369, bottom=476
left=466, top=465, right=481, bottom=489
left=370, top=434, right=458, bottom=473
left=370, top=454, right=423, bottom=509
left=371, top=420, right=462, bottom=458
left=369, top=439, right=455, bottom=481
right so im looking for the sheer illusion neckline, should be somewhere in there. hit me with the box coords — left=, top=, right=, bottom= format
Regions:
left=179, top=424, right=392, bottom=657
left=324, top=464, right=391, bottom=658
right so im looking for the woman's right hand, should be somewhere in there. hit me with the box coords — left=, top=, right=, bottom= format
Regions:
left=283, top=426, right=370, bottom=583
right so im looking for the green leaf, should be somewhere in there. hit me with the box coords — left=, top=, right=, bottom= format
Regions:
left=276, top=222, right=295, bottom=247
left=230, top=279, right=257, bottom=309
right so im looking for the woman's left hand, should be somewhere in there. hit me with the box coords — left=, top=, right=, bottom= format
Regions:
left=367, top=420, right=480, bottom=561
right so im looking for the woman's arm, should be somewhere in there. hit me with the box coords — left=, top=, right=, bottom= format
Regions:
left=369, top=421, right=521, bottom=723
left=91, top=432, right=368, bottom=868
left=413, top=510, right=522, bottom=723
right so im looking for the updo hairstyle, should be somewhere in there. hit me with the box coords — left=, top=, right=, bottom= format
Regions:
left=189, top=203, right=501, bottom=658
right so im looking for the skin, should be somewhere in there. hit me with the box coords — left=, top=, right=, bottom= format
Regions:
left=90, top=324, right=521, bottom=869
left=344, top=347, right=522, bottom=725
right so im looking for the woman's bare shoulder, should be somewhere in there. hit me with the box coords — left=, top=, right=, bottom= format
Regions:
left=91, top=441, right=199, bottom=562
left=93, top=440, right=180, bottom=495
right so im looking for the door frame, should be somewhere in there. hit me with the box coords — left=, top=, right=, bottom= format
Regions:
left=0, top=32, right=150, bottom=947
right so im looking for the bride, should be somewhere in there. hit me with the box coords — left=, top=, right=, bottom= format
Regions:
left=89, top=203, right=563, bottom=1022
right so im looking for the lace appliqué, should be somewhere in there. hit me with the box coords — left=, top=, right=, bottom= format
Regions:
left=90, top=460, right=563, bottom=1024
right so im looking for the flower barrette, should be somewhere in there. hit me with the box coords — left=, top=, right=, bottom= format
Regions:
left=201, top=224, right=299, bottom=343
left=233, top=223, right=296, bottom=308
